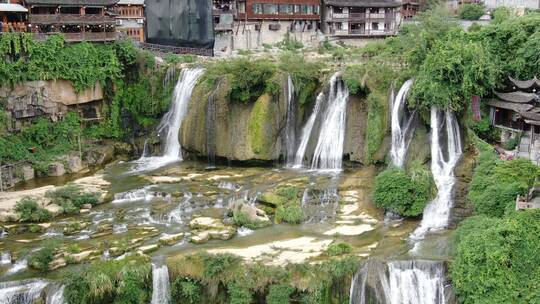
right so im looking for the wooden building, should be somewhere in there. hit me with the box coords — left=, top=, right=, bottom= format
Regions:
left=213, top=0, right=236, bottom=32
left=0, top=1, right=28, bottom=33
left=115, top=0, right=144, bottom=42
left=322, top=0, right=401, bottom=37
left=24, top=0, right=119, bottom=42
left=488, top=77, right=540, bottom=163
left=236, top=0, right=320, bottom=31
left=401, top=0, right=419, bottom=20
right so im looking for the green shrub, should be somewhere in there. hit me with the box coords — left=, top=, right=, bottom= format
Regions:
left=458, top=4, right=485, bottom=20
left=470, top=117, right=499, bottom=142
left=15, top=197, right=52, bottom=222
left=468, top=153, right=540, bottom=217
left=46, top=184, right=99, bottom=215
left=203, top=58, right=276, bottom=103
left=504, top=137, right=519, bottom=150
left=276, top=33, right=303, bottom=51
left=30, top=239, right=60, bottom=271
left=172, top=278, right=201, bottom=304
left=233, top=211, right=270, bottom=229
left=278, top=53, right=323, bottom=105
left=266, top=284, right=295, bottom=304
left=228, top=282, right=252, bottom=304
left=275, top=204, right=305, bottom=224
left=373, top=167, right=431, bottom=217
left=325, top=242, right=353, bottom=256
left=451, top=210, right=540, bottom=304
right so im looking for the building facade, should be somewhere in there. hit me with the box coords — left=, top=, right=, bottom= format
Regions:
left=24, top=0, right=119, bottom=42
left=0, top=0, right=28, bottom=33
left=115, top=0, right=144, bottom=42
left=213, top=0, right=235, bottom=32
left=322, top=0, right=401, bottom=37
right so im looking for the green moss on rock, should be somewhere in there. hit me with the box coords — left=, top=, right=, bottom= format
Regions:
left=248, top=94, right=277, bottom=157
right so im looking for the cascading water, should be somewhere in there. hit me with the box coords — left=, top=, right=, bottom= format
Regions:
left=0, top=279, right=48, bottom=304
left=293, top=73, right=349, bottom=170
left=390, top=80, right=416, bottom=168
left=411, top=108, right=462, bottom=240
left=46, top=284, right=65, bottom=304
left=349, top=259, right=450, bottom=304
left=151, top=263, right=171, bottom=304
left=293, top=92, right=324, bottom=167
left=284, top=74, right=297, bottom=165
left=132, top=68, right=204, bottom=172
left=311, top=74, right=349, bottom=170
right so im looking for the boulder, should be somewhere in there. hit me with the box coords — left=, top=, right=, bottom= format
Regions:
left=158, top=233, right=184, bottom=246
left=81, top=204, right=93, bottom=210
left=137, top=244, right=160, bottom=254
left=109, top=247, right=126, bottom=257
left=44, top=204, right=63, bottom=217
left=188, top=217, right=236, bottom=244
left=20, top=165, right=35, bottom=181
left=66, top=155, right=84, bottom=173
left=0, top=211, right=21, bottom=222
left=229, top=199, right=272, bottom=228
left=48, top=162, right=65, bottom=177
left=66, top=250, right=97, bottom=263
left=48, top=257, right=67, bottom=270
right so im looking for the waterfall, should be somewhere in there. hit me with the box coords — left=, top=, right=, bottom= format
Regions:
left=390, top=80, right=416, bottom=168
left=350, top=259, right=450, bottom=304
left=151, top=263, right=171, bottom=304
left=293, top=92, right=324, bottom=167
left=293, top=73, right=349, bottom=170
left=0, top=279, right=48, bottom=304
left=132, top=68, right=204, bottom=172
left=311, top=74, right=349, bottom=170
left=411, top=108, right=462, bottom=240
left=46, top=285, right=65, bottom=304
left=284, top=74, right=297, bottom=165
left=0, top=252, right=11, bottom=265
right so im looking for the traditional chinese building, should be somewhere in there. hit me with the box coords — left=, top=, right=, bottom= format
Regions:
left=0, top=0, right=28, bottom=33
left=322, top=0, right=401, bottom=38
left=488, top=77, right=540, bottom=163
left=24, top=0, right=119, bottom=42
left=115, top=0, right=145, bottom=42
left=401, top=0, right=419, bottom=20
left=213, top=0, right=235, bottom=32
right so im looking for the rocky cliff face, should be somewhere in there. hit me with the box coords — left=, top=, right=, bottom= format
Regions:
left=0, top=80, right=103, bottom=130
left=180, top=75, right=373, bottom=163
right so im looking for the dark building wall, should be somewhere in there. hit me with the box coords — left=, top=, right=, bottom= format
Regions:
left=145, top=0, right=215, bottom=49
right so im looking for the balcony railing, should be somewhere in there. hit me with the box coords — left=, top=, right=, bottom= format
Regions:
left=329, top=12, right=396, bottom=20
left=1, top=23, right=27, bottom=33
left=330, top=28, right=396, bottom=36
left=29, top=14, right=116, bottom=24
left=34, top=31, right=119, bottom=42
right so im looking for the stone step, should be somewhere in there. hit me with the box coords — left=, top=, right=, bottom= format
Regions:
left=518, top=152, right=530, bottom=158
left=521, top=137, right=531, bottom=144
left=519, top=144, right=530, bottom=152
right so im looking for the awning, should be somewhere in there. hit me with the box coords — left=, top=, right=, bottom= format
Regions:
left=495, top=91, right=539, bottom=103
left=0, top=4, right=28, bottom=13
left=488, top=99, right=534, bottom=112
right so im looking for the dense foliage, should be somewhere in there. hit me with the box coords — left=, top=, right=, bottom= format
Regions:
left=277, top=52, right=324, bottom=105
left=373, top=167, right=432, bottom=217
left=0, top=34, right=121, bottom=91
left=14, top=197, right=52, bottom=222
left=64, top=256, right=152, bottom=304
left=458, top=4, right=485, bottom=20
left=468, top=151, right=539, bottom=217
left=451, top=210, right=540, bottom=304
left=45, top=184, right=100, bottom=215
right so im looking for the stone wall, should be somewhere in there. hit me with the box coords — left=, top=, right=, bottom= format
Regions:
left=0, top=80, right=103, bottom=130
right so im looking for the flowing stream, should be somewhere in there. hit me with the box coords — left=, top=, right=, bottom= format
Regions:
left=293, top=73, right=349, bottom=170
left=284, top=74, right=297, bottom=165
left=132, top=68, right=204, bottom=172
left=0, top=279, right=48, bottom=304
left=411, top=108, right=462, bottom=241
left=151, top=263, right=171, bottom=304
left=390, top=80, right=415, bottom=168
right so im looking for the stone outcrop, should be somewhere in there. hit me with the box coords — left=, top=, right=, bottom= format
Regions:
left=229, top=199, right=272, bottom=228
left=344, top=95, right=369, bottom=163
left=0, top=80, right=103, bottom=130
left=188, top=217, right=236, bottom=244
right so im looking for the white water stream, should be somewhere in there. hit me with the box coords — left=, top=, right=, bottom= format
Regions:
left=390, top=79, right=415, bottom=168
left=132, top=68, right=204, bottom=172
left=0, top=279, right=48, bottom=304
left=151, top=263, right=171, bottom=304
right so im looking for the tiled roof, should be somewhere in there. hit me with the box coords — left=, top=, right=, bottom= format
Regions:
left=26, top=0, right=119, bottom=6
left=325, top=0, right=401, bottom=7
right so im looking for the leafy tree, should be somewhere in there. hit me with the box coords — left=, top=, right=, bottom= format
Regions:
left=373, top=167, right=432, bottom=217
left=266, top=284, right=295, bottom=304
left=458, top=4, right=485, bottom=20
left=451, top=210, right=540, bottom=304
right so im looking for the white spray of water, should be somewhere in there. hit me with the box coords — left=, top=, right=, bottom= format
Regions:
left=5, top=259, right=27, bottom=275
left=411, top=108, right=462, bottom=240
left=311, top=74, right=349, bottom=171
left=293, top=92, right=324, bottom=167
left=47, top=285, right=65, bottom=304
left=132, top=68, right=204, bottom=172
left=0, top=279, right=48, bottom=304
left=0, top=252, right=11, bottom=265
left=390, top=79, right=415, bottom=168
left=151, top=263, right=171, bottom=304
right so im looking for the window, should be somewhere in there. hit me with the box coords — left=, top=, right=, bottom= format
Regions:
left=333, top=6, right=343, bottom=14
left=252, top=3, right=262, bottom=14
left=372, top=22, right=379, bottom=30
left=300, top=5, right=308, bottom=14
left=313, top=5, right=320, bottom=14
left=335, top=22, right=343, bottom=29
left=279, top=4, right=293, bottom=14
left=294, top=4, right=300, bottom=13
left=238, top=2, right=246, bottom=13
left=263, top=3, right=278, bottom=14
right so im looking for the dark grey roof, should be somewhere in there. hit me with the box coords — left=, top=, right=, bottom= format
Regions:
left=495, top=91, right=539, bottom=103
left=487, top=100, right=534, bottom=112
left=26, top=0, right=118, bottom=6
left=509, top=76, right=540, bottom=89
left=520, top=111, right=540, bottom=121
left=325, top=0, right=401, bottom=7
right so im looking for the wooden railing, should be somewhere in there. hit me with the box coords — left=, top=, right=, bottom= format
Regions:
left=139, top=42, right=213, bottom=57
left=29, top=14, right=116, bottom=24
left=33, top=31, right=119, bottom=42
left=329, top=12, right=396, bottom=20
left=1, top=22, right=27, bottom=33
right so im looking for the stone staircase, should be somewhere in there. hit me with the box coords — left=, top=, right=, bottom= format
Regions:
left=516, top=132, right=540, bottom=165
